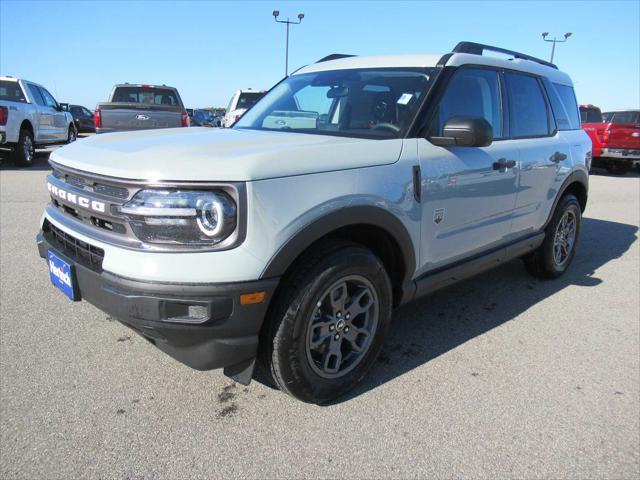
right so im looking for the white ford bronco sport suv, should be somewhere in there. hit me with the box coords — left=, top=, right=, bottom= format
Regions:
left=37, top=43, right=590, bottom=403
left=0, top=76, right=77, bottom=166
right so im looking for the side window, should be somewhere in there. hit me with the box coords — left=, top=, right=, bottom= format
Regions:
left=39, top=87, right=58, bottom=109
left=294, top=85, right=333, bottom=115
left=27, top=84, right=46, bottom=106
left=433, top=68, right=503, bottom=138
left=82, top=107, right=93, bottom=116
left=552, top=84, right=580, bottom=129
left=505, top=73, right=549, bottom=137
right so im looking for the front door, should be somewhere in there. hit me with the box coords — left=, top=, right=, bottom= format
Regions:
left=39, top=86, right=68, bottom=141
left=417, top=67, right=519, bottom=275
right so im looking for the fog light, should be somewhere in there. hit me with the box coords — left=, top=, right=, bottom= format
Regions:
left=188, top=305, right=208, bottom=319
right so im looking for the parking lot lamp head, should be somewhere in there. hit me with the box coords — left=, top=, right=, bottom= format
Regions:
left=541, top=31, right=572, bottom=64
left=272, top=10, right=305, bottom=76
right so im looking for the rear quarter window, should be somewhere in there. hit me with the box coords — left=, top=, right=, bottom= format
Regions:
left=552, top=84, right=581, bottom=129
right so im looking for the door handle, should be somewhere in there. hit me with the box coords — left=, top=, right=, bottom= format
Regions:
left=550, top=151, right=567, bottom=163
left=493, top=158, right=517, bottom=170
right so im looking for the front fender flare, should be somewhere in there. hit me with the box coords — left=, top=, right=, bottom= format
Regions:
left=260, top=205, right=416, bottom=288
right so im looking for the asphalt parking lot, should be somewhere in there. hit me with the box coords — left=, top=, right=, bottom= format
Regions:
left=1, top=149, right=638, bottom=479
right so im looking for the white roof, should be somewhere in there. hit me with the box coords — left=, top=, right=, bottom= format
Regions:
left=294, top=52, right=573, bottom=86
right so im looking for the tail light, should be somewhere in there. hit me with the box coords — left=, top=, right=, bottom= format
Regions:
left=94, top=108, right=102, bottom=128
left=0, top=106, right=7, bottom=126
left=181, top=113, right=189, bottom=127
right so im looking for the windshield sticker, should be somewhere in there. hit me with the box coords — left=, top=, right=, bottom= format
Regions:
left=397, top=93, right=413, bottom=105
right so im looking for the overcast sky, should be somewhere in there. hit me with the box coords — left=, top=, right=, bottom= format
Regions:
left=1, top=0, right=638, bottom=111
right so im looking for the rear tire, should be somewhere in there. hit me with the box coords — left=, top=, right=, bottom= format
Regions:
left=13, top=128, right=35, bottom=167
left=524, top=194, right=581, bottom=279
left=67, top=124, right=77, bottom=143
left=260, top=240, right=393, bottom=404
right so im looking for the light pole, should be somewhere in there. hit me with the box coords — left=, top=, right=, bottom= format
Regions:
left=273, top=10, right=304, bottom=76
left=542, top=32, right=572, bottom=63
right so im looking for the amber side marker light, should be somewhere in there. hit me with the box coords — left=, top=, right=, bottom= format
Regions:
left=240, top=291, right=266, bottom=305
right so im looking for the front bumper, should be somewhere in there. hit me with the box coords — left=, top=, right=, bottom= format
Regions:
left=601, top=148, right=640, bottom=161
left=36, top=231, right=279, bottom=381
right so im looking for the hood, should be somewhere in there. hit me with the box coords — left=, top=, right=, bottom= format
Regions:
left=50, top=128, right=404, bottom=182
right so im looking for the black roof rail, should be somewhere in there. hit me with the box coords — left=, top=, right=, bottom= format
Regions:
left=452, top=41, right=558, bottom=70
left=316, top=53, right=355, bottom=63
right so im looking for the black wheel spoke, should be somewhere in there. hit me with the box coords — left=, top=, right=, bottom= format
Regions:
left=309, top=319, right=334, bottom=348
left=342, top=326, right=369, bottom=353
left=329, top=282, right=348, bottom=315
left=322, top=337, right=343, bottom=373
left=345, top=287, right=374, bottom=319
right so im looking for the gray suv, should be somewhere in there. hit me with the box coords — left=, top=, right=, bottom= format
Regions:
left=37, top=42, right=590, bottom=404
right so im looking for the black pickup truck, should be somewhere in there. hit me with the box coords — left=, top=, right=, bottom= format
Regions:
left=94, top=84, right=189, bottom=134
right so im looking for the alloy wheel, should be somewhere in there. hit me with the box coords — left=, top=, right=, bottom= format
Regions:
left=553, top=210, right=577, bottom=267
left=305, top=275, right=379, bottom=379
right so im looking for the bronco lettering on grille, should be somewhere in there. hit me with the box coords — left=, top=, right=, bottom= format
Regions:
left=47, top=182, right=106, bottom=213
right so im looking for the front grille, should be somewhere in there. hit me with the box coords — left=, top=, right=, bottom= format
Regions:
left=44, top=220, right=105, bottom=271
left=52, top=169, right=129, bottom=200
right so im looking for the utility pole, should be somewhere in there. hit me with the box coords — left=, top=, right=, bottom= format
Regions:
left=273, top=10, right=304, bottom=76
left=542, top=32, right=572, bottom=63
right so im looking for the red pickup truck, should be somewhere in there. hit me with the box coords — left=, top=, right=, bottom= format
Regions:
left=581, top=105, right=640, bottom=174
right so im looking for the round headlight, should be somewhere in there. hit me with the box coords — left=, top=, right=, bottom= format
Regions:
left=196, top=199, right=224, bottom=236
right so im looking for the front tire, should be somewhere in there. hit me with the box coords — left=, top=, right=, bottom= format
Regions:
left=13, top=128, right=35, bottom=167
left=261, top=240, right=393, bottom=404
left=524, top=194, right=581, bottom=279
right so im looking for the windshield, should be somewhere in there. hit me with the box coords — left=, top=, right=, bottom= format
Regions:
left=234, top=67, right=435, bottom=139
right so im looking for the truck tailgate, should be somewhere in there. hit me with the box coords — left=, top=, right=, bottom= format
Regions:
left=99, top=103, right=183, bottom=131
left=604, top=123, right=640, bottom=149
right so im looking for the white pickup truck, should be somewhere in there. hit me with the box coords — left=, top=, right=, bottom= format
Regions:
left=0, top=76, right=76, bottom=166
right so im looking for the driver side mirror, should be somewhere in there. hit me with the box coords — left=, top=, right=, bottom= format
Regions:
left=57, top=103, right=68, bottom=112
left=429, top=116, right=493, bottom=147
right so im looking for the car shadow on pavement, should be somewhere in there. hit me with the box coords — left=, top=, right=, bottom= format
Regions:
left=330, top=217, right=638, bottom=404
left=0, top=150, right=53, bottom=171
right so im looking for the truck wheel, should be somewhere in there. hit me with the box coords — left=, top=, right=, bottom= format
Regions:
left=524, top=194, right=581, bottom=279
left=67, top=125, right=77, bottom=143
left=13, top=128, right=35, bottom=167
left=261, top=240, right=393, bottom=404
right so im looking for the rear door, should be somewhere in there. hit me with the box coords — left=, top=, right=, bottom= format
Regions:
left=507, top=72, right=572, bottom=235
left=417, top=67, right=519, bottom=273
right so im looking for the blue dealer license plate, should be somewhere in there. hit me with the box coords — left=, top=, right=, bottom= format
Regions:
left=48, top=251, right=76, bottom=300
